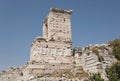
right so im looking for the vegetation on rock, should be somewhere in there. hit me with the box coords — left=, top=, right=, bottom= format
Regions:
left=106, top=39, right=120, bottom=81
left=89, top=73, right=104, bottom=81
left=105, top=62, right=120, bottom=81
left=108, top=39, right=120, bottom=60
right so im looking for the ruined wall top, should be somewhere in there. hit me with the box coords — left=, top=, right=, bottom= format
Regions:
left=50, top=8, right=73, bottom=15
left=42, top=8, right=72, bottom=42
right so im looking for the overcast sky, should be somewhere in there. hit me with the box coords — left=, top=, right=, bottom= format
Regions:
left=0, top=0, right=120, bottom=71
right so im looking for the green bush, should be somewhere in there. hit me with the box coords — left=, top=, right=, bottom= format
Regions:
left=89, top=73, right=104, bottom=81
left=105, top=63, right=120, bottom=81
left=108, top=39, right=120, bottom=60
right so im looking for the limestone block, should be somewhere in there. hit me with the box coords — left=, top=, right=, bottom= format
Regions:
left=32, top=69, right=44, bottom=74
left=27, top=64, right=45, bottom=69
left=49, top=60, right=61, bottom=63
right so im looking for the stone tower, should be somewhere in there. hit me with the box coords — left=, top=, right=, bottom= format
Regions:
left=30, top=8, right=73, bottom=62
left=23, top=8, right=74, bottom=78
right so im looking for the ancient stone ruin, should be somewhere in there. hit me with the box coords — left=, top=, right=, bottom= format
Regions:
left=24, top=8, right=76, bottom=80
left=0, top=8, right=117, bottom=81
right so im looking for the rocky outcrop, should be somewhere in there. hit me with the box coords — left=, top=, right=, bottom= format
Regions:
left=0, top=67, right=23, bottom=81
left=74, top=44, right=117, bottom=81
left=0, top=43, right=117, bottom=81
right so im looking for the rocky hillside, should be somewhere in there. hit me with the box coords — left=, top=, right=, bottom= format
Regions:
left=0, top=39, right=119, bottom=81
